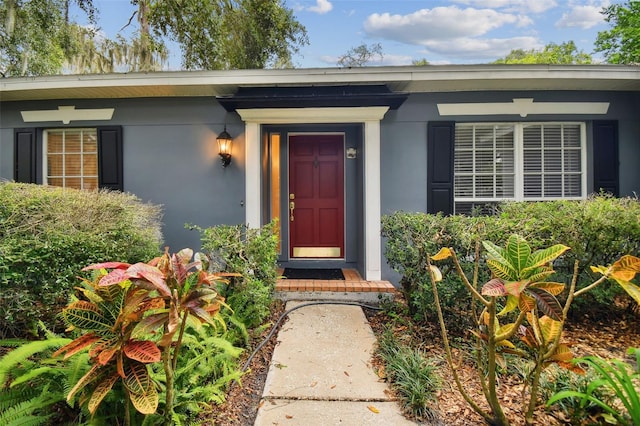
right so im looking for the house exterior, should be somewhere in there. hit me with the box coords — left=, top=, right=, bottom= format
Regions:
left=1, top=65, right=639, bottom=283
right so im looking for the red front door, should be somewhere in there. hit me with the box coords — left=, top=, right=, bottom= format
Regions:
left=289, top=134, right=344, bottom=258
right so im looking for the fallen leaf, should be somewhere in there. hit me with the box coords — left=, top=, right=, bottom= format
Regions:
left=367, top=405, right=380, bottom=414
left=275, top=363, right=287, bottom=369
left=330, top=384, right=336, bottom=389
left=285, top=414, right=293, bottom=419
left=344, top=371, right=350, bottom=376
left=310, top=381, right=317, bottom=387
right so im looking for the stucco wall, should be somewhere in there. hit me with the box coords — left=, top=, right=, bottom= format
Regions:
left=0, top=97, right=246, bottom=252
left=1, top=89, right=639, bottom=283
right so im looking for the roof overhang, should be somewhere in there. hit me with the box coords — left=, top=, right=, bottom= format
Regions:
left=217, top=85, right=408, bottom=111
left=1, top=65, right=639, bottom=102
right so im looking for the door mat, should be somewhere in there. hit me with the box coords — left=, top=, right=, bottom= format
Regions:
left=282, top=268, right=345, bottom=280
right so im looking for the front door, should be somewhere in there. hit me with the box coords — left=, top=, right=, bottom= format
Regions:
left=288, top=134, right=344, bottom=258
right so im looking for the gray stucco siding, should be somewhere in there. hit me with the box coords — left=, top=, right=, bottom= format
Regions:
left=0, top=97, right=246, bottom=253
left=2, top=89, right=639, bottom=283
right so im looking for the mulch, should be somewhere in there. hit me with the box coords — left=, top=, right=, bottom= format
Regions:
left=205, top=298, right=639, bottom=425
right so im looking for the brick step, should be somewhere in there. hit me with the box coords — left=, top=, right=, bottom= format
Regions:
left=275, top=269, right=396, bottom=303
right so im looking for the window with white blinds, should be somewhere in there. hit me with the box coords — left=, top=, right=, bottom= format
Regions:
left=44, top=129, right=99, bottom=190
left=454, top=123, right=586, bottom=214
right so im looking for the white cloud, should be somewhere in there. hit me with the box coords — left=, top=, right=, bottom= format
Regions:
left=364, top=6, right=528, bottom=44
left=308, top=0, right=333, bottom=14
left=452, top=0, right=557, bottom=13
left=556, top=2, right=608, bottom=29
left=423, top=36, right=542, bottom=60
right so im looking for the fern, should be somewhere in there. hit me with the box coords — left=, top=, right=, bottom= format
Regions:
left=0, top=386, right=55, bottom=426
left=0, top=338, right=71, bottom=385
left=0, top=387, right=39, bottom=413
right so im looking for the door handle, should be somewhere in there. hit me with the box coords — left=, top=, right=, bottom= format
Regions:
left=289, top=201, right=295, bottom=221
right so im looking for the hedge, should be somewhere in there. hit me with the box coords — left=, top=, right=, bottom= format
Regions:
left=382, top=195, right=640, bottom=323
left=0, top=182, right=163, bottom=337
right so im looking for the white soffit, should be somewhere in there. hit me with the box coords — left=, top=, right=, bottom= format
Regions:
left=21, top=106, right=115, bottom=124
left=437, top=98, right=610, bottom=117
left=236, top=106, right=389, bottom=123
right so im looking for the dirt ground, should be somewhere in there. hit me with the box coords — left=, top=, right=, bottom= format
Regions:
left=208, top=299, right=639, bottom=425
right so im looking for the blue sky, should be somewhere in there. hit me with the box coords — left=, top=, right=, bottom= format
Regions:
left=76, top=0, right=622, bottom=69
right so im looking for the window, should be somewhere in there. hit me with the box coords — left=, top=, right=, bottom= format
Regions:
left=44, top=129, right=98, bottom=190
left=454, top=123, right=586, bottom=214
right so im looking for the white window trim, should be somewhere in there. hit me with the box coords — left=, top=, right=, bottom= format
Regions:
left=454, top=122, right=587, bottom=209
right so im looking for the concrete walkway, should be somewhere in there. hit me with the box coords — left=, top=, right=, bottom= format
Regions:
left=254, top=302, right=416, bottom=425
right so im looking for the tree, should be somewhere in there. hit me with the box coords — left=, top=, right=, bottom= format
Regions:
left=493, top=41, right=592, bottom=64
left=1, top=0, right=69, bottom=76
left=337, top=42, right=383, bottom=67
left=594, top=1, right=640, bottom=64
left=146, top=0, right=308, bottom=70
left=412, top=58, right=429, bottom=66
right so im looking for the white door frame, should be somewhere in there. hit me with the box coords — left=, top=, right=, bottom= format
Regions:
left=236, top=107, right=389, bottom=281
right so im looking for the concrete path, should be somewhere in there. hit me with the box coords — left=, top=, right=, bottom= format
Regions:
left=254, top=302, right=416, bottom=425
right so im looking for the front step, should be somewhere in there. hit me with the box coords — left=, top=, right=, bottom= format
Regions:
left=275, top=269, right=396, bottom=304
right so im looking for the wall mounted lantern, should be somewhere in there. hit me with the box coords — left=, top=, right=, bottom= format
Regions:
left=217, top=126, right=233, bottom=167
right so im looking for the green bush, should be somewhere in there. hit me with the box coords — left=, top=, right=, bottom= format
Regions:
left=0, top=182, right=162, bottom=337
left=382, top=195, right=640, bottom=321
left=196, top=221, right=279, bottom=331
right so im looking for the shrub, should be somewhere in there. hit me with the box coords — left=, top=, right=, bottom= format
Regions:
left=377, top=328, right=442, bottom=421
left=382, top=195, right=640, bottom=319
left=195, top=221, right=279, bottom=330
left=0, top=182, right=162, bottom=337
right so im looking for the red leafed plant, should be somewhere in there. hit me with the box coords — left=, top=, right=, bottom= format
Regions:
left=54, top=248, right=227, bottom=426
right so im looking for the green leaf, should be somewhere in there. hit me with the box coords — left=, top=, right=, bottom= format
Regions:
left=525, top=244, right=570, bottom=271
left=498, top=295, right=518, bottom=316
left=505, top=234, right=531, bottom=274
left=612, top=278, right=640, bottom=306
left=527, top=287, right=563, bottom=321
left=483, top=240, right=509, bottom=265
left=61, top=301, right=112, bottom=332
left=486, top=259, right=517, bottom=281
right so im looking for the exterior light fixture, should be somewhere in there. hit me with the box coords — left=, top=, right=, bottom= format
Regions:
left=217, top=126, right=232, bottom=167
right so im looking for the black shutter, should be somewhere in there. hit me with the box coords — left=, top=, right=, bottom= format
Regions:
left=97, top=126, right=123, bottom=191
left=14, top=128, right=40, bottom=183
left=427, top=122, right=455, bottom=214
left=592, top=120, right=619, bottom=196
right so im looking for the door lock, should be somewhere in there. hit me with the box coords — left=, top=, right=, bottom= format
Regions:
left=289, top=201, right=295, bottom=221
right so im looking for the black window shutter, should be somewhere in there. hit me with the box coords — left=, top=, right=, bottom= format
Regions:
left=427, top=122, right=455, bottom=214
left=592, top=120, right=619, bottom=196
left=14, top=128, right=40, bottom=183
left=97, top=126, right=123, bottom=191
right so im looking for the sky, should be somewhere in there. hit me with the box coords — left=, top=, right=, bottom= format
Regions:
left=75, top=0, right=623, bottom=69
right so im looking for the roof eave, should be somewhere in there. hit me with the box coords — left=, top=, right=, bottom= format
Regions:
left=1, top=64, right=639, bottom=102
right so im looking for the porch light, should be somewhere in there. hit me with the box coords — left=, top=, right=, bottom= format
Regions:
left=217, top=126, right=233, bottom=167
